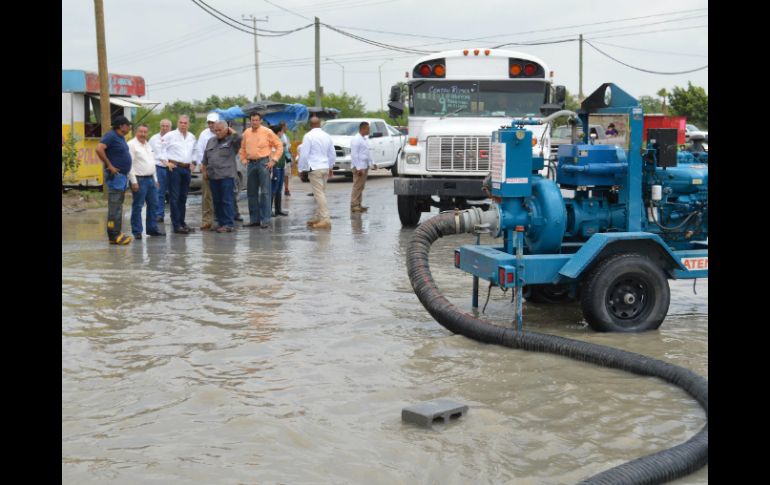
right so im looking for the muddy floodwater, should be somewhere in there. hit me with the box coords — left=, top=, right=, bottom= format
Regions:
left=62, top=174, right=707, bottom=484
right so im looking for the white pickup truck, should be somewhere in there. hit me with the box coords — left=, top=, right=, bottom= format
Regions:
left=321, top=118, right=406, bottom=176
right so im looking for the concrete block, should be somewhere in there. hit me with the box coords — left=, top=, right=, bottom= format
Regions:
left=402, top=399, right=468, bottom=427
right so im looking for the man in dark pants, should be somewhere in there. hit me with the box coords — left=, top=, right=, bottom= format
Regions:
left=270, top=124, right=289, bottom=216
left=127, top=124, right=164, bottom=239
left=96, top=116, right=134, bottom=245
left=164, top=115, right=197, bottom=234
left=201, top=120, right=242, bottom=233
left=238, top=112, right=283, bottom=228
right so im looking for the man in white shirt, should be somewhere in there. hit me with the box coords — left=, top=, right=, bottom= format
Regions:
left=350, top=121, right=374, bottom=213
left=148, top=119, right=172, bottom=223
left=127, top=124, right=164, bottom=238
left=299, top=117, right=336, bottom=229
left=195, top=112, right=219, bottom=230
left=163, top=115, right=197, bottom=234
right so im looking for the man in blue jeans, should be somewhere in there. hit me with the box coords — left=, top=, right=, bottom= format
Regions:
left=201, top=120, right=241, bottom=232
left=95, top=116, right=134, bottom=245
left=238, top=112, right=283, bottom=228
left=163, top=115, right=197, bottom=234
left=148, top=118, right=172, bottom=223
left=127, top=124, right=164, bottom=239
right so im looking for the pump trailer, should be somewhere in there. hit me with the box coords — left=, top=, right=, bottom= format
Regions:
left=450, top=83, right=707, bottom=332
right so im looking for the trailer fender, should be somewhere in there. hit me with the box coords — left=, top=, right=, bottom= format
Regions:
left=558, top=232, right=686, bottom=280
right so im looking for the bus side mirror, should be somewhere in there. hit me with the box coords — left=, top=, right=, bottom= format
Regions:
left=388, top=101, right=404, bottom=119
left=389, top=85, right=402, bottom=102
left=553, top=85, right=566, bottom=106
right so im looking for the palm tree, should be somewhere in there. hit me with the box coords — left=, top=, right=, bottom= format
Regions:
left=656, top=88, right=669, bottom=115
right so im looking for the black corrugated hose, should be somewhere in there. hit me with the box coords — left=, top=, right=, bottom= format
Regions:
left=406, top=211, right=708, bottom=484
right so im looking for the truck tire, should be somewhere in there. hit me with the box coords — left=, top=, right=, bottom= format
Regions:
left=525, top=284, right=576, bottom=304
left=580, top=253, right=670, bottom=332
left=398, top=195, right=422, bottom=227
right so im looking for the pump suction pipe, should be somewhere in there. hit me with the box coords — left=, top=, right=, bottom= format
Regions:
left=406, top=209, right=708, bottom=484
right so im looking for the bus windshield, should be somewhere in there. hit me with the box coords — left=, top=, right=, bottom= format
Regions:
left=412, top=80, right=548, bottom=117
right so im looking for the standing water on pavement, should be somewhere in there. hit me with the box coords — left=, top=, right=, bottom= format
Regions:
left=62, top=175, right=707, bottom=484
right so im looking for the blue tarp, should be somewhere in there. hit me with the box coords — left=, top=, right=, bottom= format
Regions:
left=213, top=103, right=310, bottom=131
left=263, top=104, right=309, bottom=130
left=213, top=106, right=247, bottom=121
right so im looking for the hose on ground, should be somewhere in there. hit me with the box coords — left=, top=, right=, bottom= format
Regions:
left=406, top=211, right=708, bottom=484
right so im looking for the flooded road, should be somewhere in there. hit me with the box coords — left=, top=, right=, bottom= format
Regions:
left=62, top=174, right=707, bottom=484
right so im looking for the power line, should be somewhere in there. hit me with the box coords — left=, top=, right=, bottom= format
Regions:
left=322, top=23, right=431, bottom=54
left=591, top=40, right=708, bottom=58
left=328, top=8, right=707, bottom=47
left=190, top=0, right=313, bottom=36
left=587, top=24, right=708, bottom=40
left=196, top=0, right=301, bottom=33
left=584, top=40, right=707, bottom=75
left=263, top=0, right=310, bottom=21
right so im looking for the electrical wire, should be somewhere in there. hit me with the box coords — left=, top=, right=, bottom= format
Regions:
left=190, top=0, right=314, bottom=36
left=585, top=40, right=708, bottom=74
left=591, top=40, right=708, bottom=58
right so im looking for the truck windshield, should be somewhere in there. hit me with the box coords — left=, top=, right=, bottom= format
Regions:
left=412, top=80, right=548, bottom=117
left=322, top=122, right=360, bottom=136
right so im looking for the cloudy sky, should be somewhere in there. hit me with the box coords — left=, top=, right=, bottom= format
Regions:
left=61, top=0, right=708, bottom=111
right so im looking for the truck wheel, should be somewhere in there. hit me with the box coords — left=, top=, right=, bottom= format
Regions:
left=398, top=195, right=422, bottom=227
left=525, top=284, right=576, bottom=304
left=580, top=253, right=670, bottom=332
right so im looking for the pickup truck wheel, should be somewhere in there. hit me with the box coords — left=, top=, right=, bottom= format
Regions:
left=580, top=253, right=670, bottom=332
left=390, top=163, right=398, bottom=177
left=397, top=195, right=422, bottom=227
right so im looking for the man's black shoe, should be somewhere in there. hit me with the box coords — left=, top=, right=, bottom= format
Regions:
left=234, top=215, right=244, bottom=221
left=276, top=211, right=289, bottom=216
left=147, top=230, right=166, bottom=236
left=173, top=227, right=190, bottom=234
left=260, top=223, right=270, bottom=228
left=182, top=225, right=196, bottom=233
left=245, top=222, right=261, bottom=227
left=133, top=233, right=143, bottom=240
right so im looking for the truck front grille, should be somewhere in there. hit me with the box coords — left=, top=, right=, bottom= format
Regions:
left=426, top=136, right=491, bottom=172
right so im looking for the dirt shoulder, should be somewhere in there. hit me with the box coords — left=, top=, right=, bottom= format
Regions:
left=62, top=189, right=129, bottom=214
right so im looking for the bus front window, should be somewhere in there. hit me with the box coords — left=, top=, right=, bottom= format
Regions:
left=412, top=80, right=548, bottom=117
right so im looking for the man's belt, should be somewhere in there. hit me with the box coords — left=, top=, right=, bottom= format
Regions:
left=169, top=160, right=191, bottom=169
left=248, top=157, right=269, bottom=163
left=136, top=175, right=153, bottom=179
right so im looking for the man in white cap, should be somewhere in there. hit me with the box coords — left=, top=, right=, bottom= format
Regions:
left=195, top=112, right=220, bottom=230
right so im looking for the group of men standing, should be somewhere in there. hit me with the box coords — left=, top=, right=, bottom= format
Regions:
left=95, top=113, right=374, bottom=244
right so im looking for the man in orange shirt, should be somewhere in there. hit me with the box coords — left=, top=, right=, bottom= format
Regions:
left=238, top=112, right=283, bottom=228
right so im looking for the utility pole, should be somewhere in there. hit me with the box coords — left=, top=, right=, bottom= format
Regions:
left=93, top=0, right=111, bottom=137
left=378, top=59, right=393, bottom=112
left=326, top=58, right=345, bottom=93
left=578, top=34, right=584, bottom=101
left=243, top=14, right=269, bottom=101
left=315, top=17, right=321, bottom=107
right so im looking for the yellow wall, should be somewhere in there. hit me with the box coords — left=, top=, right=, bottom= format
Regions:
left=62, top=122, right=104, bottom=187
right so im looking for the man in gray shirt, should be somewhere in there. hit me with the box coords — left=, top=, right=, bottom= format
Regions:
left=201, top=120, right=242, bottom=233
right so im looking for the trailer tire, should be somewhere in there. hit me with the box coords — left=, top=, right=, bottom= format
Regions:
left=580, top=253, right=670, bottom=332
left=397, top=195, right=422, bottom=227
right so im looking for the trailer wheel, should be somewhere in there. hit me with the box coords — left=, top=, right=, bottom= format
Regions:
left=397, top=195, right=422, bottom=227
left=580, top=253, right=670, bottom=332
left=525, top=284, right=576, bottom=304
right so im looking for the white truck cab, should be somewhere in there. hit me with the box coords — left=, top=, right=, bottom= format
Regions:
left=321, top=118, right=406, bottom=176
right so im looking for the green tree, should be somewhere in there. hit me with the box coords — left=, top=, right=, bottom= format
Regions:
left=669, top=82, right=708, bottom=129
left=656, top=88, right=669, bottom=115
left=638, top=95, right=663, bottom=115
left=62, top=132, right=80, bottom=189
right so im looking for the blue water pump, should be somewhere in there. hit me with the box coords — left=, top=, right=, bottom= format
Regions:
left=456, top=83, right=708, bottom=332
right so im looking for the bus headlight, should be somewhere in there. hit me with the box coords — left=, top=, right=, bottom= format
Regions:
left=406, top=154, right=420, bottom=164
